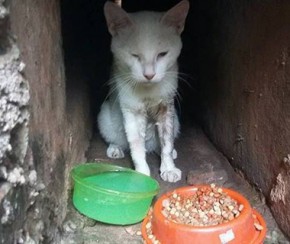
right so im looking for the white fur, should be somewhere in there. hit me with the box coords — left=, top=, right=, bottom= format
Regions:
left=107, top=144, right=125, bottom=159
left=98, top=1, right=189, bottom=182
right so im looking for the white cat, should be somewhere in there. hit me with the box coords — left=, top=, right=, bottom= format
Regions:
left=98, top=0, right=189, bottom=182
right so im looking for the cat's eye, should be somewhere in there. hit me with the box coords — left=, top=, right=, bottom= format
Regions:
left=157, top=51, right=168, bottom=59
left=131, top=54, right=140, bottom=60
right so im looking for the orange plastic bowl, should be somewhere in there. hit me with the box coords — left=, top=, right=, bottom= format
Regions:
left=142, top=186, right=267, bottom=244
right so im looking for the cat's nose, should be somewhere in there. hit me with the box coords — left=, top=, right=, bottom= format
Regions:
left=144, top=73, right=155, bottom=80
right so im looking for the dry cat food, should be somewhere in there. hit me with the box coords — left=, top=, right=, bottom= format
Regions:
left=161, top=184, right=244, bottom=226
left=144, top=208, right=160, bottom=244
left=253, top=214, right=264, bottom=231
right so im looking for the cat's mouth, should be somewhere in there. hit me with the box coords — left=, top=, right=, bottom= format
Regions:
left=137, top=80, right=159, bottom=85
left=132, top=74, right=163, bottom=85
left=136, top=76, right=163, bottom=84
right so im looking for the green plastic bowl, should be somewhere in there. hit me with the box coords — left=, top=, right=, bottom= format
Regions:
left=71, top=163, right=159, bottom=225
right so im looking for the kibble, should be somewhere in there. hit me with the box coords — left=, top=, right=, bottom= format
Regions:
left=254, top=223, right=264, bottom=231
left=161, top=185, right=244, bottom=227
left=144, top=208, right=161, bottom=244
left=239, top=204, right=244, bottom=212
left=146, top=222, right=152, bottom=229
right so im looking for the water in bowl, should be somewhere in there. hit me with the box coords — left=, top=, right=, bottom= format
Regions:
left=83, top=171, right=153, bottom=193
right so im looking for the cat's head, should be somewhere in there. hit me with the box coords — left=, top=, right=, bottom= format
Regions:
left=104, top=0, right=189, bottom=84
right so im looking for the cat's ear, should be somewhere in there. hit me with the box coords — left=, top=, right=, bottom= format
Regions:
left=104, top=1, right=133, bottom=36
left=161, top=0, right=189, bottom=34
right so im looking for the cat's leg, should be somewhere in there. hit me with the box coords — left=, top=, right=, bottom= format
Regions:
left=151, top=110, right=179, bottom=158
left=172, top=149, right=177, bottom=159
left=157, top=103, right=181, bottom=182
left=122, top=108, right=150, bottom=175
left=172, top=109, right=180, bottom=160
left=145, top=122, right=160, bottom=153
left=150, top=142, right=177, bottom=159
left=97, top=101, right=128, bottom=158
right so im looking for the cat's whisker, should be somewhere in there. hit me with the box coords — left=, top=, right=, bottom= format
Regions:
left=165, top=70, right=196, bottom=80
left=131, top=79, right=139, bottom=94
left=163, top=71, right=193, bottom=89
left=178, top=76, right=193, bottom=89
left=113, top=77, right=132, bottom=105
left=102, top=75, right=133, bottom=106
left=175, top=93, right=182, bottom=116
left=161, top=80, right=182, bottom=115
left=107, top=73, right=132, bottom=89
left=107, top=73, right=132, bottom=86
left=102, top=74, right=132, bottom=101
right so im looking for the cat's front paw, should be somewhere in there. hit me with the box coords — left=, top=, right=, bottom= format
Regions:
left=135, top=164, right=151, bottom=176
left=160, top=167, right=182, bottom=182
left=107, top=144, right=125, bottom=159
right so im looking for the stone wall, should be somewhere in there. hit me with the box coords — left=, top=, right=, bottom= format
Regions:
left=0, top=0, right=92, bottom=243
left=199, top=0, right=290, bottom=238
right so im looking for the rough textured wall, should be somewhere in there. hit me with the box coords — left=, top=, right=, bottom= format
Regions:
left=0, top=1, right=35, bottom=243
left=0, top=0, right=92, bottom=243
left=200, top=0, right=290, bottom=238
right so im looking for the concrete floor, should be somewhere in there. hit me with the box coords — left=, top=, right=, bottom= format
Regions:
left=61, top=124, right=289, bottom=244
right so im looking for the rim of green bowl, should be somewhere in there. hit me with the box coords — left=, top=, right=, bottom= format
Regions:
left=71, top=163, right=160, bottom=199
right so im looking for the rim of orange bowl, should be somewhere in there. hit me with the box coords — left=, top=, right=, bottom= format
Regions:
left=142, top=185, right=267, bottom=244
left=252, top=209, right=267, bottom=244
left=142, top=212, right=266, bottom=244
